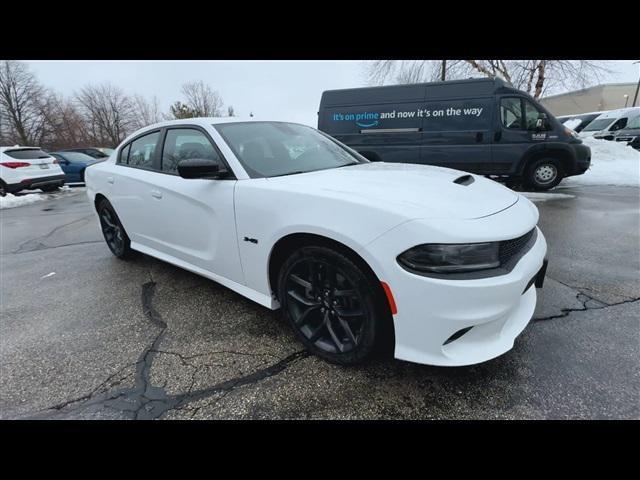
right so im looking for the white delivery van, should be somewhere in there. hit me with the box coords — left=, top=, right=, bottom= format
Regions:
left=579, top=107, right=640, bottom=139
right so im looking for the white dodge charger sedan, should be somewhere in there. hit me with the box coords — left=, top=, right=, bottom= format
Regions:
left=86, top=118, right=548, bottom=366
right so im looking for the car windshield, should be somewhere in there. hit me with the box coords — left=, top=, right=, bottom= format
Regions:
left=98, top=148, right=114, bottom=155
left=583, top=118, right=615, bottom=131
left=214, top=121, right=366, bottom=178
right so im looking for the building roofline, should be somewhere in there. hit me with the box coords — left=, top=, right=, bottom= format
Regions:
left=541, top=82, right=638, bottom=100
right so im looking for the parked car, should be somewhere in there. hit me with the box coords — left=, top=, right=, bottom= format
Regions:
left=86, top=118, right=548, bottom=367
left=317, top=78, right=591, bottom=190
left=613, top=114, right=640, bottom=150
left=50, top=151, right=102, bottom=183
left=556, top=112, right=603, bottom=133
left=59, top=147, right=114, bottom=160
left=0, top=146, right=66, bottom=195
left=579, top=107, right=640, bottom=139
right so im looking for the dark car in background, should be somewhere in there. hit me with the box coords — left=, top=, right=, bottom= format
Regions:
left=59, top=147, right=114, bottom=160
left=613, top=115, right=640, bottom=150
left=318, top=78, right=591, bottom=190
left=50, top=151, right=102, bottom=183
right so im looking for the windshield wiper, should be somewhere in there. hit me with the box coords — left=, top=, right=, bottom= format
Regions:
left=272, top=170, right=308, bottom=177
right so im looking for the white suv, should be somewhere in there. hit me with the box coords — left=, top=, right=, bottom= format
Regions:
left=0, top=146, right=66, bottom=195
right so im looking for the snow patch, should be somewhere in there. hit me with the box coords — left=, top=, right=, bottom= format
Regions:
left=565, top=137, right=640, bottom=187
left=0, top=193, right=47, bottom=209
left=522, top=192, right=575, bottom=202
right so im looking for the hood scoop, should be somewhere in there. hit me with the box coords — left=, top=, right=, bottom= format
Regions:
left=453, top=174, right=475, bottom=186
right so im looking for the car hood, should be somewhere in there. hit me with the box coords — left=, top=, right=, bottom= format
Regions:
left=265, top=162, right=519, bottom=220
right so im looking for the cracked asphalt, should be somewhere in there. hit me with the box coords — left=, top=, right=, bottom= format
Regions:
left=1, top=185, right=638, bottom=419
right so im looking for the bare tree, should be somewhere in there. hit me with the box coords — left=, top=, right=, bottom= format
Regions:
left=38, top=93, right=89, bottom=150
left=132, top=94, right=163, bottom=130
left=0, top=60, right=50, bottom=145
left=181, top=81, right=224, bottom=117
left=227, top=105, right=235, bottom=117
left=75, top=83, right=136, bottom=146
left=366, top=60, right=610, bottom=99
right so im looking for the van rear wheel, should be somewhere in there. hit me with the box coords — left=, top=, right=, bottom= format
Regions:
left=524, top=158, right=563, bottom=190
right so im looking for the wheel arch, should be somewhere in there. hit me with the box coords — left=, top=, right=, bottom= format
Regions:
left=517, top=144, right=576, bottom=177
left=93, top=192, right=109, bottom=212
left=268, top=232, right=395, bottom=351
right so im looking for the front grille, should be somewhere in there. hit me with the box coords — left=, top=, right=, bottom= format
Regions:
left=499, top=228, right=535, bottom=264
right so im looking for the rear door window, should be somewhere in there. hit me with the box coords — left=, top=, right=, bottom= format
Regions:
left=128, top=131, right=160, bottom=169
left=118, top=144, right=130, bottom=164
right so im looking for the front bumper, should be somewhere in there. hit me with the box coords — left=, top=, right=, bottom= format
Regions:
left=362, top=199, right=547, bottom=366
left=570, top=143, right=591, bottom=176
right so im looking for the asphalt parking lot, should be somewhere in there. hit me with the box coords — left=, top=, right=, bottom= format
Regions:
left=1, top=185, right=638, bottom=419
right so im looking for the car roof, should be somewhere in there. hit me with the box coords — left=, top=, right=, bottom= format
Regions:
left=593, top=107, right=640, bottom=120
left=120, top=117, right=305, bottom=145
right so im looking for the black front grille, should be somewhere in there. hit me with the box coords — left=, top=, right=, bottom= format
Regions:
left=499, top=228, right=535, bottom=264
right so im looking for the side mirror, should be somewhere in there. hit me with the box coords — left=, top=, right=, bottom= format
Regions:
left=177, top=158, right=228, bottom=179
left=535, top=113, right=547, bottom=130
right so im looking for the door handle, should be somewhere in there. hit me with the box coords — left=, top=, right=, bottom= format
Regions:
left=107, top=177, right=114, bottom=184
left=151, top=190, right=162, bottom=199
left=476, top=132, right=484, bottom=142
left=494, top=131, right=502, bottom=142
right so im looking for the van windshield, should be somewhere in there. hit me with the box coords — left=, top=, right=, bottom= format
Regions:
left=583, top=118, right=615, bottom=131
left=214, top=121, right=367, bottom=178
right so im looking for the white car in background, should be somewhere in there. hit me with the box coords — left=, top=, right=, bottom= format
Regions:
left=0, top=146, right=66, bottom=196
left=579, top=107, right=640, bottom=140
left=86, top=118, right=548, bottom=367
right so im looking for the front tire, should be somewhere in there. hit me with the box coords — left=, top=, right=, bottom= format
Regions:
left=97, top=199, right=134, bottom=259
left=524, top=158, right=564, bottom=190
left=278, top=246, right=387, bottom=365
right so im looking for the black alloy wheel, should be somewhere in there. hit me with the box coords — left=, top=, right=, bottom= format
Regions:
left=279, top=246, right=387, bottom=364
left=98, top=200, right=133, bottom=259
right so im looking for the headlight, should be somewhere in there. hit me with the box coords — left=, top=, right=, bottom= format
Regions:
left=564, top=127, right=579, bottom=138
left=397, top=243, right=500, bottom=274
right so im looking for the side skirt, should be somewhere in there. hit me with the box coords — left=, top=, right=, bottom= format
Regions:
left=130, top=241, right=278, bottom=310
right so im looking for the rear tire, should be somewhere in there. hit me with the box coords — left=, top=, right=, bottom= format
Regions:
left=41, top=185, right=61, bottom=193
left=524, top=158, right=564, bottom=190
left=278, top=245, right=388, bottom=365
left=97, top=199, right=135, bottom=259
left=0, top=181, right=7, bottom=197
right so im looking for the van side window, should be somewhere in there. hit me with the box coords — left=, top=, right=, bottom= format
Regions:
left=161, top=128, right=221, bottom=173
left=500, top=98, right=523, bottom=130
left=128, top=131, right=160, bottom=169
left=523, top=100, right=550, bottom=131
left=118, top=144, right=130, bottom=164
left=610, top=118, right=628, bottom=131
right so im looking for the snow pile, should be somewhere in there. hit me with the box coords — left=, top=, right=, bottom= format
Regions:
left=565, top=137, right=640, bottom=187
left=0, top=192, right=47, bottom=209
left=563, top=118, right=582, bottom=131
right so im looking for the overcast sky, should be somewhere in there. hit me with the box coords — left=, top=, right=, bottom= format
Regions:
left=27, top=60, right=639, bottom=127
